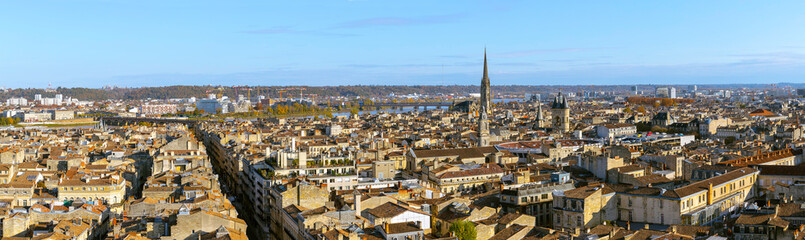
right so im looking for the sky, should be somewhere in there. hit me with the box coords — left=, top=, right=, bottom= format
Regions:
left=3, top=1, right=805, bottom=88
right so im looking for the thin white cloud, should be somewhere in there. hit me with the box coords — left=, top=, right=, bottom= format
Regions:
left=335, top=14, right=464, bottom=28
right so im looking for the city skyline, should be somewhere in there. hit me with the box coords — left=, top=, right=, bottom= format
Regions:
left=4, top=1, right=805, bottom=88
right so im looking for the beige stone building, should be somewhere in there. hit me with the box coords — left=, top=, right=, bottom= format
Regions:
left=58, top=173, right=127, bottom=205
left=616, top=167, right=759, bottom=226
left=425, top=163, right=504, bottom=194
left=552, top=184, right=617, bottom=233
left=168, top=208, right=248, bottom=240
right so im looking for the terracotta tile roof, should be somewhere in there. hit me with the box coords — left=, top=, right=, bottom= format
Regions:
left=749, top=109, right=776, bottom=116
left=385, top=222, right=423, bottom=234
left=718, top=148, right=801, bottom=167
left=735, top=213, right=789, bottom=228
left=756, top=165, right=805, bottom=177
left=673, top=167, right=757, bottom=198
left=436, top=163, right=504, bottom=179
left=366, top=202, right=428, bottom=218
left=614, top=164, right=644, bottom=173
left=412, top=146, right=497, bottom=159
left=497, top=213, right=523, bottom=225
left=777, top=203, right=805, bottom=218
left=667, top=225, right=712, bottom=238
left=489, top=224, right=531, bottom=240
left=563, top=183, right=611, bottom=199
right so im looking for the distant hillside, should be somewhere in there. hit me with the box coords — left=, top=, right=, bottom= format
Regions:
left=1, top=83, right=802, bottom=101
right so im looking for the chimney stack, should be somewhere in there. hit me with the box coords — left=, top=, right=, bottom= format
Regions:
left=354, top=190, right=362, bottom=215
left=297, top=184, right=302, bottom=206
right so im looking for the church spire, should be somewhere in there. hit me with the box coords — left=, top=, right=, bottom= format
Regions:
left=483, top=48, right=488, bottom=81
left=478, top=48, right=491, bottom=147
left=480, top=49, right=491, bottom=115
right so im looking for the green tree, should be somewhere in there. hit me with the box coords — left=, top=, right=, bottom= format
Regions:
left=450, top=220, right=477, bottom=240
left=635, top=122, right=652, bottom=132
left=724, top=136, right=737, bottom=145
left=650, top=125, right=668, bottom=133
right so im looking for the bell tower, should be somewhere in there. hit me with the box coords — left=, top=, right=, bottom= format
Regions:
left=551, top=92, right=570, bottom=133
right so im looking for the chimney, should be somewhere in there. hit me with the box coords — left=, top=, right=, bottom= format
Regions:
left=297, top=184, right=302, bottom=206
left=384, top=222, right=389, bottom=234
left=354, top=190, right=362, bottom=214
left=113, top=220, right=121, bottom=238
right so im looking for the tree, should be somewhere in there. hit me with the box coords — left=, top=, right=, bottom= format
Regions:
left=450, top=220, right=477, bottom=240
left=635, top=122, right=652, bottom=132
left=624, top=107, right=632, bottom=114
left=637, top=106, right=646, bottom=113
left=660, top=98, right=674, bottom=107
left=724, top=136, right=737, bottom=145
left=650, top=125, right=668, bottom=133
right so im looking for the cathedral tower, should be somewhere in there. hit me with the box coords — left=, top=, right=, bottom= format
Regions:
left=551, top=92, right=570, bottom=133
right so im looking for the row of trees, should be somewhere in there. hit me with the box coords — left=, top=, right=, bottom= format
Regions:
left=265, top=103, right=334, bottom=117
left=623, top=106, right=647, bottom=114
left=0, top=117, right=19, bottom=126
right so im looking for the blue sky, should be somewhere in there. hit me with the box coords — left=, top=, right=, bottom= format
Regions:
left=2, top=1, right=805, bottom=88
